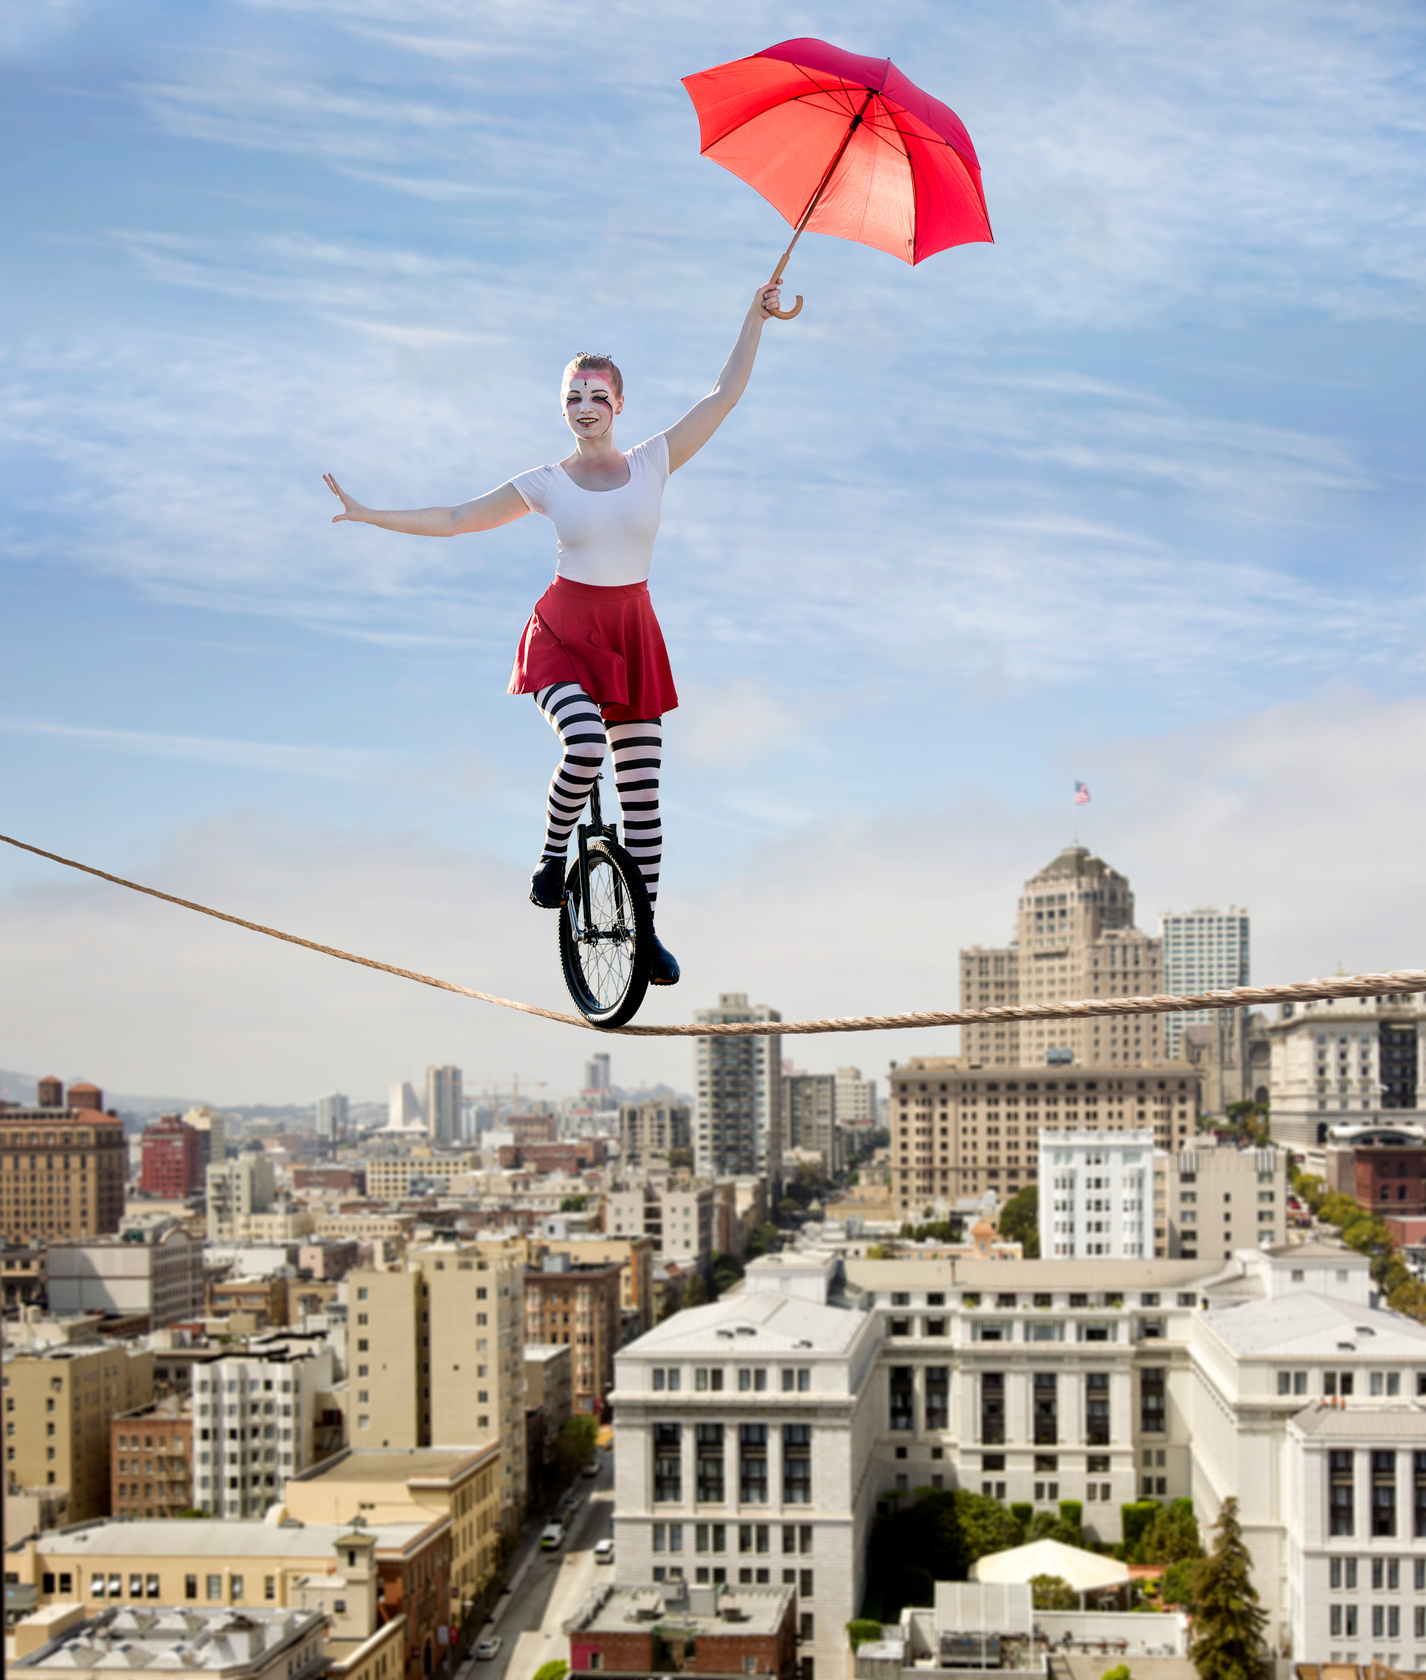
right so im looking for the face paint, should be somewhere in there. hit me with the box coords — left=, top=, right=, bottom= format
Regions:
left=563, top=372, right=619, bottom=437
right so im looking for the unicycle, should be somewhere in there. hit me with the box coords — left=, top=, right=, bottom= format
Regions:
left=558, top=775, right=654, bottom=1028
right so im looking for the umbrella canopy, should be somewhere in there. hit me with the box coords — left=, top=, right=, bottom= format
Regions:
left=682, top=37, right=992, bottom=268
left=970, top=1538, right=1132, bottom=1594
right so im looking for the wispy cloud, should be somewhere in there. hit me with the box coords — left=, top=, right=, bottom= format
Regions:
left=0, top=718, right=398, bottom=781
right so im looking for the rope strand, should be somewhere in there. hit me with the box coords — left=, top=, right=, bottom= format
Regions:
left=3, top=831, right=1423, bottom=1038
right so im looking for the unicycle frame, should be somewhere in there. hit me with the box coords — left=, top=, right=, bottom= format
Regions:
left=559, top=774, right=654, bottom=1028
left=575, top=777, right=616, bottom=928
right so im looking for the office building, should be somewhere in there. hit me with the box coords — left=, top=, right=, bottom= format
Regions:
left=316, top=1093, right=349, bottom=1147
left=9, top=1605, right=328, bottom=1680
left=694, top=994, right=783, bottom=1187
left=1160, top=1141, right=1285, bottom=1260
left=47, top=1223, right=204, bottom=1327
left=610, top=1252, right=881, bottom=1680
left=425, top=1066, right=462, bottom=1147
left=139, top=1116, right=204, bottom=1200
left=620, top=1100, right=691, bottom=1169
left=607, top=1185, right=716, bottom=1268
left=1324, top=1121, right=1426, bottom=1216
left=959, top=847, right=1164, bottom=1070
left=206, top=1154, right=276, bottom=1241
left=0, top=1090, right=126, bottom=1244
left=347, top=1241, right=527, bottom=1530
left=1159, top=905, right=1251, bottom=1066
left=1039, top=1130, right=1156, bottom=1259
left=387, top=1082, right=423, bottom=1132
left=524, top=1253, right=623, bottom=1415
left=284, top=1444, right=503, bottom=1618
left=541, top=1236, right=656, bottom=1335
left=586, top=1053, right=612, bottom=1091
left=782, top=1072, right=843, bottom=1176
left=525, top=1343, right=573, bottom=1466
left=565, top=1582, right=797, bottom=1680
left=191, top=1340, right=337, bottom=1517
left=3, top=1334, right=155, bottom=1521
left=110, top=1395, right=193, bottom=1519
left=888, top=1060, right=1198, bottom=1216
left=1269, top=993, right=1426, bottom=1147
left=833, top=1068, right=878, bottom=1124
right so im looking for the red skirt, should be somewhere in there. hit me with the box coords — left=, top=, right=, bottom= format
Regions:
left=508, top=576, right=678, bottom=723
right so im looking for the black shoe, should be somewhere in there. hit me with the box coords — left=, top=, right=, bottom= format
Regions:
left=649, top=931, right=680, bottom=986
left=529, top=857, right=567, bottom=909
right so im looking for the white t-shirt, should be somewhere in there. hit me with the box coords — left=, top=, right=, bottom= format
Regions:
left=510, top=434, right=670, bottom=587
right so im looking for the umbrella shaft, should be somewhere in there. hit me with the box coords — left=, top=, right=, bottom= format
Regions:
left=770, top=91, right=875, bottom=284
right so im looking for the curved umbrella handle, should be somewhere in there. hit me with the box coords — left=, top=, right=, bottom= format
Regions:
left=765, top=294, right=803, bottom=320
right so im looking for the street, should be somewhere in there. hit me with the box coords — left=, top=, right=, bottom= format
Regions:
left=458, top=1456, right=614, bottom=1680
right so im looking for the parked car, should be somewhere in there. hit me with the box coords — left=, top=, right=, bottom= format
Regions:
left=475, top=1639, right=502, bottom=1661
left=582, top=1459, right=600, bottom=1477
left=540, top=1523, right=565, bottom=1551
left=594, top=1539, right=614, bottom=1565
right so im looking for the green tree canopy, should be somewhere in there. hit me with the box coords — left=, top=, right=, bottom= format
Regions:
left=532, top=1663, right=569, bottom=1680
left=997, top=1185, right=1039, bottom=1257
left=551, top=1414, right=597, bottom=1481
left=666, top=1148, right=694, bottom=1170
left=845, top=1621, right=882, bottom=1652
left=1188, top=1497, right=1269, bottom=1680
left=1029, top=1574, right=1078, bottom=1610
left=681, top=1271, right=712, bottom=1308
left=558, top=1194, right=587, bottom=1212
left=1142, top=1498, right=1203, bottom=1565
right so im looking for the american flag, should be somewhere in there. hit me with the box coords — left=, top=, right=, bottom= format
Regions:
left=1074, top=781, right=1091, bottom=805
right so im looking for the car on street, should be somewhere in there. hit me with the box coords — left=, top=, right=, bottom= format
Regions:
left=594, top=1539, right=614, bottom=1565
left=582, top=1459, right=599, bottom=1477
left=475, top=1639, right=502, bottom=1661
left=540, top=1522, right=565, bottom=1551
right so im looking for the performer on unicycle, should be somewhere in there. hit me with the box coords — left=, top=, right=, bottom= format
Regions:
left=325, top=281, right=785, bottom=987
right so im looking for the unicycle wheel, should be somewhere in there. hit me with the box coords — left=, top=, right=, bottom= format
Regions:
left=559, top=835, right=654, bottom=1028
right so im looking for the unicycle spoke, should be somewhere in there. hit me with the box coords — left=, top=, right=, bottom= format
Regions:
left=558, top=834, right=653, bottom=1028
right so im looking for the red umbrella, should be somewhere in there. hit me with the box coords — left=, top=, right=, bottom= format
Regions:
left=683, top=37, right=992, bottom=318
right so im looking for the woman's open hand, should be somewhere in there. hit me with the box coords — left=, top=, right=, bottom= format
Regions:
left=754, top=281, right=784, bottom=319
left=324, top=473, right=367, bottom=524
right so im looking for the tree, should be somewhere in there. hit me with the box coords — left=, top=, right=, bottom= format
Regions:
left=1188, top=1497, right=1269, bottom=1680
left=746, top=1222, right=780, bottom=1257
left=711, top=1253, right=745, bottom=1294
left=1029, top=1574, right=1078, bottom=1610
left=1101, top=1667, right=1132, bottom=1680
left=681, top=1271, right=712, bottom=1308
left=532, top=1664, right=568, bottom=1680
left=552, top=1414, right=598, bottom=1481
left=845, top=1621, right=882, bottom=1651
left=559, top=1194, right=587, bottom=1212
left=667, top=1148, right=694, bottom=1171
left=1161, top=1557, right=1202, bottom=1612
left=1143, top=1498, right=1203, bottom=1566
left=1120, top=1500, right=1161, bottom=1562
left=998, top=1185, right=1039, bottom=1257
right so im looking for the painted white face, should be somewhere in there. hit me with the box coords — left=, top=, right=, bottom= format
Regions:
left=562, top=369, right=622, bottom=440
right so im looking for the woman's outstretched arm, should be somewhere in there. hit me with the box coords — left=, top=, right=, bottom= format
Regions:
left=324, top=475, right=529, bottom=536
left=663, top=282, right=784, bottom=473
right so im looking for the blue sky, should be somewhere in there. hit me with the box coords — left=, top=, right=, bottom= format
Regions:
left=3, top=0, right=1425, bottom=1106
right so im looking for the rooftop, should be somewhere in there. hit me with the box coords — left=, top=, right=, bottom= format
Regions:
left=14, top=1518, right=434, bottom=1560
left=288, top=1446, right=496, bottom=1488
left=1291, top=1404, right=1426, bottom=1440
left=567, top=1582, right=793, bottom=1638
left=13, top=1606, right=324, bottom=1674
left=1205, top=1292, right=1426, bottom=1359
left=619, top=1286, right=867, bottom=1359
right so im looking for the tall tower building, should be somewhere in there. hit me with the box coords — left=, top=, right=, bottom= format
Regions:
left=692, top=993, right=783, bottom=1188
left=425, top=1065, right=463, bottom=1147
left=584, top=1053, right=612, bottom=1092
left=959, top=846, right=1165, bottom=1070
left=387, top=1081, right=423, bottom=1132
left=316, top=1093, right=348, bottom=1147
left=1159, top=907, right=1250, bottom=1103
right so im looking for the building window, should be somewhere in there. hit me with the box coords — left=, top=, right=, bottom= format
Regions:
left=654, top=1424, right=682, bottom=1503
left=1414, top=1451, right=1426, bottom=1538
left=889, top=1367, right=914, bottom=1432
left=185, top=1576, right=198, bottom=1601
left=206, top=1575, right=223, bottom=1601
left=1373, top=1450, right=1397, bottom=1537
left=783, top=1427, right=812, bottom=1504
left=1033, top=1373, right=1058, bottom=1446
left=696, top=1424, right=725, bottom=1503
left=740, top=1426, right=768, bottom=1503
left=738, top=1524, right=770, bottom=1554
left=925, top=1367, right=948, bottom=1432
left=981, top=1374, right=1005, bottom=1446
left=1140, top=1368, right=1166, bottom=1435
left=1085, top=1373, right=1110, bottom=1446
left=695, top=1368, right=724, bottom=1392
left=1329, top=1450, right=1354, bottom=1537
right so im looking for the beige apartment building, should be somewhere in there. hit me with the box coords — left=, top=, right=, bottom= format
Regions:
left=1158, top=1142, right=1286, bottom=1261
left=960, top=846, right=1166, bottom=1070
left=523, top=1253, right=623, bottom=1416
left=889, top=1059, right=1200, bottom=1216
left=347, top=1240, right=526, bottom=1530
left=0, top=1101, right=126, bottom=1244
left=4, top=1334, right=155, bottom=1521
left=283, top=1444, right=502, bottom=1613
left=364, top=1156, right=471, bottom=1201
left=618, top=1100, right=690, bottom=1169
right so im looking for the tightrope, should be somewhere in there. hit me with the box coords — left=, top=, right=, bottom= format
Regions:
left=4, top=831, right=1424, bottom=1037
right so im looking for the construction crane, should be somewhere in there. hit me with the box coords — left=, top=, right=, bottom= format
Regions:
left=478, top=1075, right=548, bottom=1127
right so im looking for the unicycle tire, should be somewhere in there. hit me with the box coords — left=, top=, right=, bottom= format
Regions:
left=559, top=835, right=654, bottom=1028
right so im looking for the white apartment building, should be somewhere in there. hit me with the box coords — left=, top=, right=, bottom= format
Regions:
left=694, top=994, right=783, bottom=1188
left=205, top=1154, right=275, bottom=1241
left=1270, top=994, right=1426, bottom=1147
left=1040, top=1129, right=1156, bottom=1259
left=192, top=1339, right=336, bottom=1517
left=611, top=1253, right=881, bottom=1680
left=612, top=1240, right=1426, bottom=1666
left=46, top=1223, right=203, bottom=1327
left=834, top=1068, right=878, bottom=1124
left=608, top=1184, right=716, bottom=1267
left=1159, top=906, right=1250, bottom=1059
left=426, top=1065, right=463, bottom=1147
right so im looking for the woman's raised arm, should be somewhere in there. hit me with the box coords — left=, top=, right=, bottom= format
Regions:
left=663, top=282, right=784, bottom=473
left=324, top=475, right=529, bottom=537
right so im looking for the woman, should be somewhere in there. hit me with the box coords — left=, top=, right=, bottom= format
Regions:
left=325, top=280, right=785, bottom=987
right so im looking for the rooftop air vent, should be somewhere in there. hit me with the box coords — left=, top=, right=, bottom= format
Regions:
left=735, top=1326, right=757, bottom=1336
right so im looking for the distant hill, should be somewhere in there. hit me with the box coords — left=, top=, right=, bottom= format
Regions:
left=0, top=1068, right=204, bottom=1124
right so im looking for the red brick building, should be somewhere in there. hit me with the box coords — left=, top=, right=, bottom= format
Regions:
left=376, top=1518, right=453, bottom=1680
left=567, top=1583, right=796, bottom=1680
left=497, top=1140, right=607, bottom=1173
left=524, top=1256, right=623, bottom=1415
left=140, top=1115, right=204, bottom=1199
left=1326, top=1126, right=1426, bottom=1216
left=111, top=1396, right=193, bottom=1518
